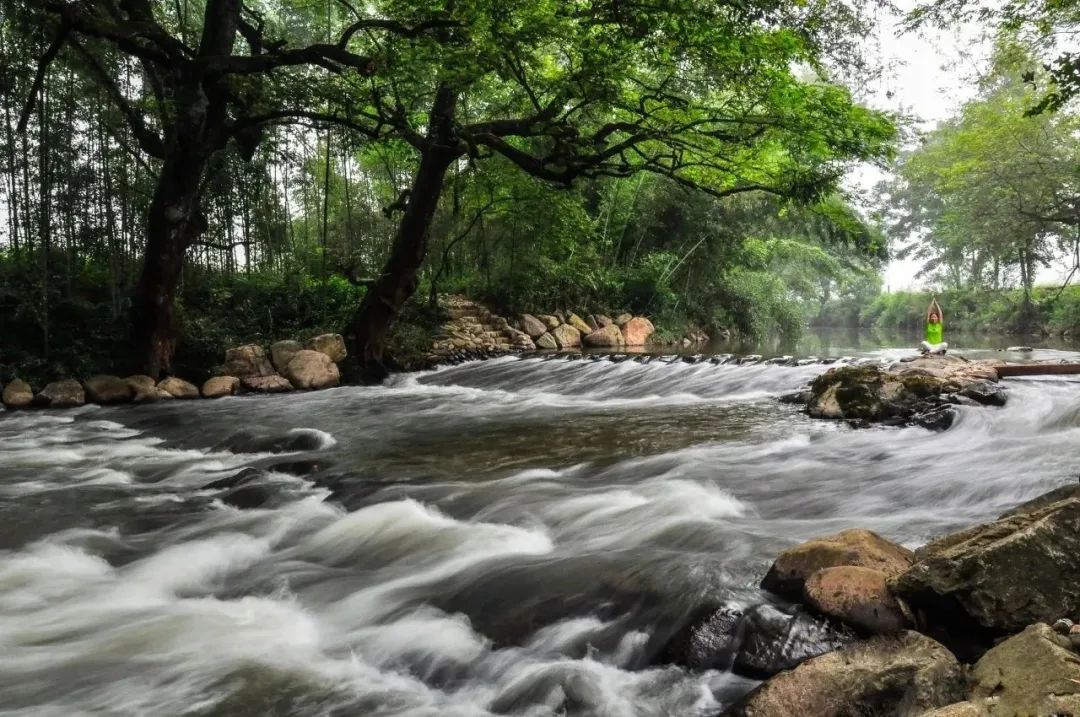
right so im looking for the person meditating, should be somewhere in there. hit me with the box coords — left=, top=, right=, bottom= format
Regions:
left=921, top=298, right=947, bottom=355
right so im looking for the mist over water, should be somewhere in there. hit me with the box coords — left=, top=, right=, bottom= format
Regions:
left=3, top=345, right=1080, bottom=716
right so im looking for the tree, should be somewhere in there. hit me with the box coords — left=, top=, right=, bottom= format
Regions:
left=883, top=43, right=1080, bottom=324
left=12, top=0, right=450, bottom=377
left=324, top=0, right=896, bottom=378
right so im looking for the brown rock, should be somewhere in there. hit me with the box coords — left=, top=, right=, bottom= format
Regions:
left=762, top=528, right=914, bottom=599
left=270, top=340, right=303, bottom=373
left=567, top=312, right=593, bottom=335
left=306, top=333, right=347, bottom=363
left=914, top=703, right=987, bottom=717
left=535, top=332, right=558, bottom=350
left=241, top=375, right=294, bottom=393
left=284, top=350, right=340, bottom=390
left=596, top=314, right=614, bottom=327
left=223, top=345, right=275, bottom=377
left=583, top=324, right=626, bottom=348
left=157, top=377, right=199, bottom=399
left=551, top=323, right=581, bottom=349
left=621, top=316, right=655, bottom=346
left=614, top=313, right=633, bottom=326
left=83, top=375, right=133, bottom=405
left=37, top=379, right=85, bottom=408
left=2, top=378, right=34, bottom=408
left=803, top=566, right=909, bottom=634
left=202, top=376, right=240, bottom=398
left=520, top=314, right=548, bottom=339
left=725, top=631, right=965, bottom=717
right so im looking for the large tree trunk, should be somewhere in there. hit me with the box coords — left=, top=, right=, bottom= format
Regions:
left=131, top=153, right=209, bottom=378
left=349, top=148, right=455, bottom=380
left=349, top=85, right=460, bottom=381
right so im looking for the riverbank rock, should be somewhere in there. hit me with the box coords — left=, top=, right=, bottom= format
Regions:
left=125, top=375, right=172, bottom=402
left=36, top=379, right=85, bottom=408
left=583, top=324, right=625, bottom=348
left=83, top=375, right=132, bottom=405
left=567, top=313, right=593, bottom=335
left=891, top=490, right=1080, bottom=651
left=223, top=345, right=276, bottom=378
left=520, top=314, right=548, bottom=338
left=2, top=379, right=34, bottom=408
left=202, top=376, right=240, bottom=398
left=158, top=377, right=199, bottom=399
left=724, top=631, right=966, bottom=717
left=551, top=324, right=581, bottom=349
left=761, top=528, right=914, bottom=600
left=614, top=313, right=632, bottom=326
left=270, top=340, right=302, bottom=373
left=284, top=350, right=340, bottom=390
left=306, top=333, right=347, bottom=363
left=241, top=375, right=294, bottom=393
left=803, top=566, right=909, bottom=635
left=965, top=623, right=1080, bottom=715
left=621, top=317, right=655, bottom=346
left=536, top=332, right=558, bottom=350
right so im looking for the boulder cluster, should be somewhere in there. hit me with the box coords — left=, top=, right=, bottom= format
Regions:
left=0, top=333, right=346, bottom=409
left=709, top=482, right=1080, bottom=716
left=793, top=354, right=1007, bottom=430
left=428, top=295, right=658, bottom=364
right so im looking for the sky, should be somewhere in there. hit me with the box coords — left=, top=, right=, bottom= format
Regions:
left=847, top=0, right=990, bottom=291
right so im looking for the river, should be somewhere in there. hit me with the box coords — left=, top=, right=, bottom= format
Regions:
left=2, top=335, right=1080, bottom=716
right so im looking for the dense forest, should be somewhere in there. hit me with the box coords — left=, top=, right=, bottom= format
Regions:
left=1, top=0, right=1079, bottom=384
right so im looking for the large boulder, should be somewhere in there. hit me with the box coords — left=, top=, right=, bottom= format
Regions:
left=223, top=345, right=275, bottom=377
left=965, top=623, right=1080, bottom=716
left=306, top=333, right=347, bottom=363
left=614, top=313, right=633, bottom=327
left=621, top=316, right=655, bottom=346
left=202, top=376, right=240, bottom=399
left=567, top=312, right=593, bottom=335
left=158, top=377, right=199, bottom=399
left=583, top=324, right=625, bottom=348
left=36, top=379, right=85, bottom=408
left=762, top=528, right=914, bottom=600
left=803, top=566, right=909, bottom=635
left=535, top=332, right=558, bottom=350
left=539, top=315, right=561, bottom=330
left=284, top=350, right=340, bottom=390
left=83, top=375, right=132, bottom=405
left=126, top=375, right=172, bottom=403
left=891, top=492, right=1080, bottom=649
left=270, top=340, right=302, bottom=373
left=520, top=314, right=548, bottom=339
left=658, top=603, right=855, bottom=678
left=2, top=378, right=34, bottom=408
left=724, top=631, right=966, bottom=717
left=551, top=323, right=581, bottom=349
left=241, top=375, right=294, bottom=393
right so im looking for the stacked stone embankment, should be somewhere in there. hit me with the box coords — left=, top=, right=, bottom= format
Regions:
left=427, top=295, right=665, bottom=365
left=0, top=333, right=347, bottom=409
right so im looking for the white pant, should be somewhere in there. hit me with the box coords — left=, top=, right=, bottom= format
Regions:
left=920, top=341, right=948, bottom=354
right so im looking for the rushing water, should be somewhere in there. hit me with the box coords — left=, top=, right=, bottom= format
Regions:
left=3, top=343, right=1080, bottom=716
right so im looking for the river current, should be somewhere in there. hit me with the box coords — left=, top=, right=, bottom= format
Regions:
left=2, top=344, right=1080, bottom=716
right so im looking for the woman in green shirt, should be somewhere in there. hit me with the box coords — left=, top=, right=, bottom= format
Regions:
left=920, top=297, right=947, bottom=355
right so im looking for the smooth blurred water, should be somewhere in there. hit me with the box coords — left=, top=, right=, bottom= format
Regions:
left=2, top=343, right=1080, bottom=716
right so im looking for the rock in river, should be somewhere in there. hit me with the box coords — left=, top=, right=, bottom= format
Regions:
left=270, top=340, right=302, bottom=373
left=158, top=377, right=200, bottom=399
left=891, top=490, right=1080, bottom=652
left=583, top=324, right=625, bottom=348
left=724, top=631, right=966, bottom=717
left=284, top=349, right=340, bottom=390
left=201, top=376, right=240, bottom=399
left=223, top=344, right=276, bottom=377
left=306, top=333, right=347, bottom=363
left=761, top=528, right=914, bottom=600
left=803, top=565, right=909, bottom=635
left=551, top=323, right=581, bottom=349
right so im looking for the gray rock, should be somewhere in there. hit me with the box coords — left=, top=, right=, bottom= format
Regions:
left=37, top=379, right=85, bottom=408
left=551, top=324, right=581, bottom=349
left=83, top=375, right=133, bottom=405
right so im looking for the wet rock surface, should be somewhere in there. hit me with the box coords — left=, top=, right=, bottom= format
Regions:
left=801, top=355, right=1007, bottom=429
left=724, top=631, right=966, bottom=717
